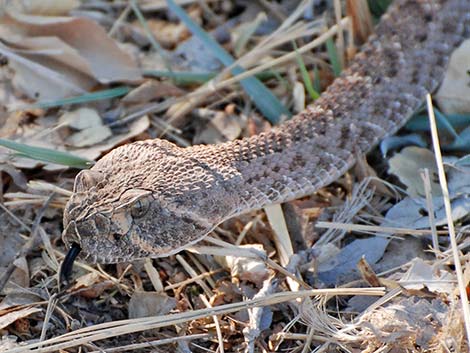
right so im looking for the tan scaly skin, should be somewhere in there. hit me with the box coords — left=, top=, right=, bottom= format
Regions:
left=61, top=0, right=470, bottom=277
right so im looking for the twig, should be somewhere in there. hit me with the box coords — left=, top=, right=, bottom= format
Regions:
left=0, top=193, right=55, bottom=292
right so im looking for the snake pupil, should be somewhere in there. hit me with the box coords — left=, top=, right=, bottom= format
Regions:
left=131, top=198, right=149, bottom=218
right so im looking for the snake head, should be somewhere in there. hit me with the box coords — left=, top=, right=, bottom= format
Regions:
left=62, top=140, right=238, bottom=269
left=62, top=171, right=216, bottom=265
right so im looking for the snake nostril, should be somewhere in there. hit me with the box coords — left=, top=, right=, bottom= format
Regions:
left=112, top=233, right=121, bottom=242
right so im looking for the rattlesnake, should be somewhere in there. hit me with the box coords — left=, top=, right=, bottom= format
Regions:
left=61, top=0, right=470, bottom=270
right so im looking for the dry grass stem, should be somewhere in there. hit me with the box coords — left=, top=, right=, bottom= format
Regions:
left=426, top=94, right=470, bottom=342
left=4, top=288, right=385, bottom=353
left=420, top=168, right=440, bottom=254
left=200, top=294, right=225, bottom=353
left=316, top=221, right=464, bottom=237
left=88, top=333, right=212, bottom=352
left=176, top=254, right=213, bottom=297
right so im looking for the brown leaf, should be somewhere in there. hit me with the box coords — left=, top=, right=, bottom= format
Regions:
left=59, top=108, right=112, bottom=148
left=193, top=108, right=243, bottom=144
left=215, top=244, right=270, bottom=286
left=388, top=146, right=440, bottom=197
left=122, top=80, right=185, bottom=104
left=0, top=307, right=41, bottom=330
left=128, top=291, right=177, bottom=319
left=144, top=19, right=191, bottom=48
left=71, top=272, right=114, bottom=298
left=0, top=10, right=141, bottom=100
left=436, top=39, right=470, bottom=114
left=7, top=0, right=79, bottom=16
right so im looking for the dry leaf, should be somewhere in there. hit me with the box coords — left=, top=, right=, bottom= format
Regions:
left=436, top=39, right=470, bottom=114
left=215, top=244, right=270, bottom=286
left=193, top=108, right=243, bottom=144
left=59, top=108, right=112, bottom=147
left=128, top=291, right=176, bottom=319
left=59, top=107, right=102, bottom=130
left=0, top=307, right=41, bottom=330
left=144, top=19, right=190, bottom=48
left=400, top=258, right=455, bottom=294
left=359, top=297, right=451, bottom=351
left=122, top=80, right=185, bottom=104
left=0, top=216, right=26, bottom=293
left=0, top=10, right=141, bottom=101
left=0, top=115, right=149, bottom=171
left=69, top=115, right=150, bottom=163
left=66, top=125, right=112, bottom=148
left=7, top=0, right=79, bottom=16
left=71, top=272, right=114, bottom=298
left=388, top=146, right=440, bottom=197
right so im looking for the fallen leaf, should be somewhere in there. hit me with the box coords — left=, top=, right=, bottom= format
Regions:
left=59, top=107, right=102, bottom=130
left=0, top=115, right=149, bottom=171
left=379, top=134, right=427, bottom=157
left=0, top=307, right=41, bottom=330
left=359, top=297, right=451, bottom=351
left=59, top=108, right=112, bottom=147
left=436, top=39, right=470, bottom=114
left=7, top=0, right=79, bottom=16
left=71, top=272, right=114, bottom=298
left=383, top=153, right=470, bottom=228
left=193, top=108, right=243, bottom=144
left=122, top=80, right=185, bottom=104
left=388, top=146, right=440, bottom=197
left=215, top=244, right=270, bottom=286
left=0, top=10, right=141, bottom=100
left=317, top=237, right=390, bottom=286
left=128, top=291, right=176, bottom=319
left=400, top=258, right=455, bottom=294
left=144, top=18, right=191, bottom=48
left=69, top=115, right=150, bottom=164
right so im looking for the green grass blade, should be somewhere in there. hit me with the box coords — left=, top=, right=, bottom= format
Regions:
left=0, top=139, right=93, bottom=168
left=445, top=113, right=470, bottom=128
left=326, top=38, right=342, bottom=77
left=434, top=108, right=460, bottom=140
left=368, top=0, right=393, bottom=18
left=143, top=70, right=217, bottom=84
left=444, top=126, right=470, bottom=152
left=313, top=65, right=321, bottom=93
left=165, top=0, right=290, bottom=124
left=293, top=43, right=320, bottom=100
left=18, top=87, right=131, bottom=110
left=143, top=69, right=281, bottom=85
left=407, top=109, right=459, bottom=139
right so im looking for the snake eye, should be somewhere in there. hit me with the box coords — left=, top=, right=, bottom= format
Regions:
left=94, top=213, right=110, bottom=233
left=131, top=198, right=150, bottom=218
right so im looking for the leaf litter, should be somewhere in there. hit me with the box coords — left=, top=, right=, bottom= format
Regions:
left=0, top=0, right=469, bottom=352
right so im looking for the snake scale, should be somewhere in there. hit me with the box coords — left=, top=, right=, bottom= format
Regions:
left=61, top=0, right=470, bottom=271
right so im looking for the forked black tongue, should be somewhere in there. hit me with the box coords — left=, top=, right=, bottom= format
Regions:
left=59, top=242, right=81, bottom=286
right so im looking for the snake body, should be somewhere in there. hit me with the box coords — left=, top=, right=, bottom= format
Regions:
left=62, top=0, right=470, bottom=265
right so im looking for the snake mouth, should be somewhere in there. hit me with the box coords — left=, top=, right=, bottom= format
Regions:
left=59, top=242, right=82, bottom=286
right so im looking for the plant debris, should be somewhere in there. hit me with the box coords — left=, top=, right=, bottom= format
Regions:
left=0, top=0, right=469, bottom=352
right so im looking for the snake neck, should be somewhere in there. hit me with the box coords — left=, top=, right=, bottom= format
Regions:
left=203, top=0, right=470, bottom=214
